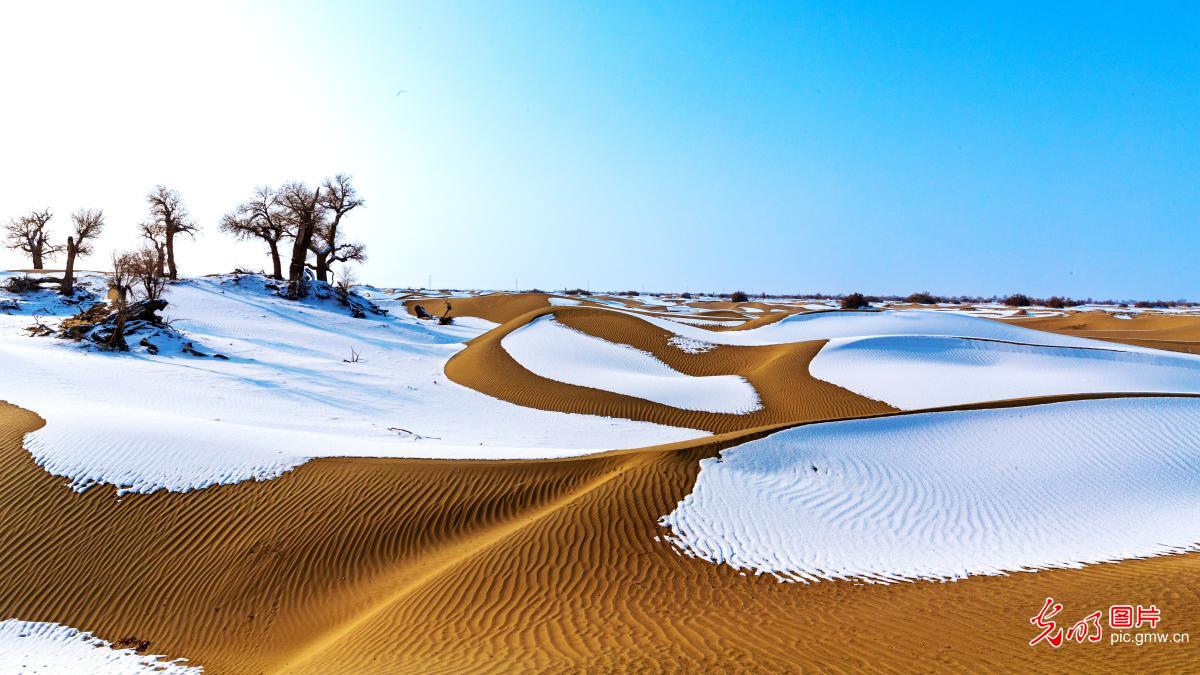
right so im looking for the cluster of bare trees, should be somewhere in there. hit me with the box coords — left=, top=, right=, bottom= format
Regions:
left=3, top=208, right=108, bottom=295
left=221, top=174, right=365, bottom=299
left=4, top=185, right=196, bottom=296
left=5, top=175, right=364, bottom=303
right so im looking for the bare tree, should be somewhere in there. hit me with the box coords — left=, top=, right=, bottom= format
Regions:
left=139, top=220, right=167, bottom=276
left=220, top=185, right=290, bottom=279
left=312, top=174, right=366, bottom=283
left=127, top=246, right=167, bottom=301
left=144, top=186, right=198, bottom=280
left=278, top=181, right=323, bottom=299
left=60, top=209, right=106, bottom=295
left=4, top=209, right=61, bottom=269
left=107, top=252, right=136, bottom=351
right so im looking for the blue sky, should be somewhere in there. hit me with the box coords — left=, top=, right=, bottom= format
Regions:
left=1, top=2, right=1196, bottom=298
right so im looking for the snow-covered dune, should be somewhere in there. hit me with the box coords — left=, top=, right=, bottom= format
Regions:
left=0, top=273, right=705, bottom=494
left=501, top=315, right=760, bottom=413
left=625, top=308, right=1124, bottom=348
left=0, top=620, right=200, bottom=674
left=660, top=397, right=1200, bottom=582
left=811, top=335, right=1200, bottom=409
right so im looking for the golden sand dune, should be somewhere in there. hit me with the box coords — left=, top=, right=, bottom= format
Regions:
left=2, top=401, right=1197, bottom=674
left=4, top=293, right=1200, bottom=672
left=401, top=293, right=554, bottom=325
left=1012, top=311, right=1200, bottom=355
left=445, top=306, right=892, bottom=434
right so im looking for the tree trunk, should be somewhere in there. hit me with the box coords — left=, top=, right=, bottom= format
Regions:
left=60, top=238, right=76, bottom=295
left=315, top=251, right=329, bottom=283
left=32, top=248, right=43, bottom=270
left=285, top=188, right=319, bottom=299
left=108, top=289, right=129, bottom=351
left=268, top=242, right=283, bottom=280
left=287, top=223, right=314, bottom=299
left=165, top=226, right=178, bottom=280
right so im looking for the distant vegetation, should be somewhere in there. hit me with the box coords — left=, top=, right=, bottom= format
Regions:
left=728, top=291, right=750, bottom=303
left=841, top=292, right=870, bottom=310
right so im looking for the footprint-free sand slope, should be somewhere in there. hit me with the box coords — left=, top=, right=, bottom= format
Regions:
left=1011, top=311, right=1200, bottom=355
left=446, top=306, right=895, bottom=434
left=2, top=401, right=1197, bottom=673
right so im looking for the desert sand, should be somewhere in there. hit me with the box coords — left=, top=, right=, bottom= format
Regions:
left=2, top=282, right=1198, bottom=672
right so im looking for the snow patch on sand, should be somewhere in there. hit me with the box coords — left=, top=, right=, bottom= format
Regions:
left=503, top=316, right=760, bottom=413
left=660, top=397, right=1200, bottom=583
left=621, top=309, right=1127, bottom=348
left=668, top=336, right=716, bottom=354
left=0, top=619, right=201, bottom=674
left=810, top=335, right=1200, bottom=409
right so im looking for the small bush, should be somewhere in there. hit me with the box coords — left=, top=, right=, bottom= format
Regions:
left=1044, top=296, right=1080, bottom=309
left=729, top=291, right=750, bottom=303
left=841, top=292, right=870, bottom=310
left=1003, top=294, right=1033, bottom=307
left=562, top=288, right=587, bottom=295
left=680, top=292, right=693, bottom=299
left=905, top=291, right=938, bottom=304
left=621, top=290, right=639, bottom=296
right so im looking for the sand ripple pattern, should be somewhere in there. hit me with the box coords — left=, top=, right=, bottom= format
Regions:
left=661, top=397, right=1200, bottom=582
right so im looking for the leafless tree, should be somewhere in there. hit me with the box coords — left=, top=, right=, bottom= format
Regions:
left=60, top=209, right=106, bottom=295
left=126, top=246, right=167, bottom=301
left=220, top=185, right=291, bottom=279
left=144, top=186, right=198, bottom=280
left=278, top=181, right=324, bottom=299
left=4, top=209, right=61, bottom=269
left=312, top=174, right=366, bottom=283
left=107, top=252, right=136, bottom=351
left=139, top=220, right=167, bottom=276
left=106, top=247, right=168, bottom=350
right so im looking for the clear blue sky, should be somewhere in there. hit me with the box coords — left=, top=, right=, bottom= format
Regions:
left=1, top=2, right=1196, bottom=299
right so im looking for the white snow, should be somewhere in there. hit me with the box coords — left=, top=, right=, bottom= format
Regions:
left=547, top=296, right=580, bottom=306
left=660, top=397, right=1200, bottom=583
left=501, top=315, right=760, bottom=413
left=810, top=335, right=1200, bottom=409
left=667, top=336, right=716, bottom=354
left=0, top=619, right=201, bottom=674
left=615, top=308, right=1129, bottom=349
left=0, top=273, right=705, bottom=494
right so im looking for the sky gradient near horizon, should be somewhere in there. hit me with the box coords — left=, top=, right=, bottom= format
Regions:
left=0, top=2, right=1196, bottom=299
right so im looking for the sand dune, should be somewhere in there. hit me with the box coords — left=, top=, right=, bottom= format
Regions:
left=3, top=400, right=1197, bottom=673
left=4, top=279, right=1199, bottom=672
left=1012, top=311, right=1200, bottom=355
left=662, top=397, right=1200, bottom=582
left=447, top=306, right=894, bottom=434
left=501, top=315, right=762, bottom=413
left=811, top=334, right=1200, bottom=408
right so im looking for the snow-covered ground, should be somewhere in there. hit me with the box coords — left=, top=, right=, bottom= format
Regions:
left=661, top=397, right=1200, bottom=583
left=0, top=273, right=705, bottom=494
left=502, top=315, right=760, bottom=413
left=811, top=335, right=1200, bottom=409
left=0, top=620, right=201, bottom=674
